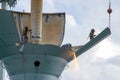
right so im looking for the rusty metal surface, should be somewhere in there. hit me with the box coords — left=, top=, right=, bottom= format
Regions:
left=13, top=12, right=65, bottom=46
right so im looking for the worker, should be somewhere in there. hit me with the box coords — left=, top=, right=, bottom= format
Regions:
left=62, top=43, right=72, bottom=51
left=22, top=26, right=31, bottom=42
left=89, top=28, right=96, bottom=40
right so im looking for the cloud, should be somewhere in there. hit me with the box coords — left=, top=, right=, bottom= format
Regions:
left=12, top=0, right=31, bottom=12
left=106, top=56, right=120, bottom=66
left=95, top=61, right=120, bottom=80
left=62, top=53, right=120, bottom=80
left=94, top=38, right=120, bottom=59
left=43, top=0, right=56, bottom=12
left=62, top=14, right=86, bottom=46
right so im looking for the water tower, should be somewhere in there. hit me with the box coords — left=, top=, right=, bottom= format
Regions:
left=0, top=0, right=111, bottom=80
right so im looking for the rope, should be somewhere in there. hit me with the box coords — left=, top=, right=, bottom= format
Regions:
left=109, top=0, right=111, bottom=29
left=109, top=13, right=111, bottom=29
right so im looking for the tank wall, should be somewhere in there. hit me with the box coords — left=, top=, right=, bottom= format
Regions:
left=13, top=12, right=31, bottom=41
left=10, top=74, right=59, bottom=80
left=13, top=12, right=65, bottom=46
left=3, top=55, right=68, bottom=80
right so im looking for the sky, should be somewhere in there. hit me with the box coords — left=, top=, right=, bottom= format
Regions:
left=2, top=0, right=120, bottom=80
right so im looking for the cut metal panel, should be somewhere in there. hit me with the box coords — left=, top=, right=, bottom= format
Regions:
left=63, top=27, right=111, bottom=62
left=13, top=12, right=31, bottom=41
left=41, top=13, right=65, bottom=46
left=12, top=12, right=65, bottom=46
left=75, top=27, right=111, bottom=57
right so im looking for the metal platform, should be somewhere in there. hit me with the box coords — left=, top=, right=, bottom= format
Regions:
left=67, top=27, right=111, bottom=62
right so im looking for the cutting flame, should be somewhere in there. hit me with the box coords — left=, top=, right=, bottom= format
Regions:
left=70, top=52, right=80, bottom=80
left=73, top=52, right=79, bottom=67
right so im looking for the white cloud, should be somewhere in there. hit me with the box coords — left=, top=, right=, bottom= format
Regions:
left=62, top=53, right=120, bottom=80
left=106, top=56, right=120, bottom=66
left=100, top=62, right=120, bottom=80
left=12, top=0, right=31, bottom=12
left=66, top=14, right=77, bottom=28
left=43, top=0, right=56, bottom=12
left=62, top=14, right=86, bottom=46
left=95, top=38, right=120, bottom=59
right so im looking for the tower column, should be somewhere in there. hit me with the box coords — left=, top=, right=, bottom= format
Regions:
left=31, top=0, right=43, bottom=43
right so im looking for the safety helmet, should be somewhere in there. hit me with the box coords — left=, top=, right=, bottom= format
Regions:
left=91, top=29, right=95, bottom=32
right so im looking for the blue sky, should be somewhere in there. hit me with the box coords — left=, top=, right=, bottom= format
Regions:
left=3, top=0, right=120, bottom=80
